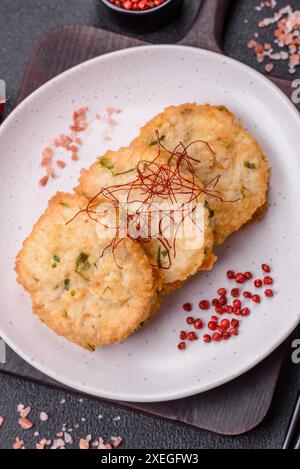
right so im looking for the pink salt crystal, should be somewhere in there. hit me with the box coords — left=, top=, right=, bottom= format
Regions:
left=111, top=436, right=123, bottom=448
left=265, top=62, right=274, bottom=72
left=20, top=406, right=31, bottom=419
left=57, top=160, right=66, bottom=169
left=13, top=438, right=24, bottom=449
left=79, top=438, right=90, bottom=450
left=18, top=418, right=33, bottom=430
left=40, top=412, right=49, bottom=422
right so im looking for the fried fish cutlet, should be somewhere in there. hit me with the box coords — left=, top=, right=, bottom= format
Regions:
left=132, top=104, right=271, bottom=245
left=16, top=193, right=161, bottom=350
left=76, top=146, right=216, bottom=294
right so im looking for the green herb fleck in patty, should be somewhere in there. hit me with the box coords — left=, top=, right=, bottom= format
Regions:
left=244, top=161, right=256, bottom=170
left=76, top=253, right=90, bottom=272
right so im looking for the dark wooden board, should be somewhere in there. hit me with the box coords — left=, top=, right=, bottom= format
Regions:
left=1, top=0, right=297, bottom=435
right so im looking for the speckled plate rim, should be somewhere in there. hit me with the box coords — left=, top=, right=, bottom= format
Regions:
left=0, top=44, right=300, bottom=403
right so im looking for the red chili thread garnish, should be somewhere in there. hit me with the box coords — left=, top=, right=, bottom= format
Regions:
left=67, top=133, right=238, bottom=269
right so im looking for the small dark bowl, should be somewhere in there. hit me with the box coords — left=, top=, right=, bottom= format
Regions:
left=100, top=0, right=183, bottom=33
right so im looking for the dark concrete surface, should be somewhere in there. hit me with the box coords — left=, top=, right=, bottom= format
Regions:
left=0, top=0, right=299, bottom=449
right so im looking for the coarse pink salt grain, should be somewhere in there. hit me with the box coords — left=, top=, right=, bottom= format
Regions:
left=248, top=4, right=300, bottom=74
left=106, top=107, right=122, bottom=116
left=41, top=147, right=53, bottom=167
left=18, top=418, right=33, bottom=430
left=20, top=406, right=31, bottom=419
left=111, top=436, right=123, bottom=448
left=46, top=165, right=56, bottom=178
left=17, top=404, right=24, bottom=412
left=248, top=40, right=257, bottom=48
left=265, top=63, right=274, bottom=72
left=56, top=160, right=66, bottom=169
left=64, top=432, right=73, bottom=445
left=107, top=118, right=117, bottom=127
left=12, top=438, right=24, bottom=450
left=0, top=416, right=5, bottom=427
left=53, top=438, right=65, bottom=449
left=71, top=153, right=79, bottom=161
left=39, top=176, right=49, bottom=187
left=79, top=438, right=90, bottom=450
left=40, top=412, right=49, bottom=422
left=290, top=54, right=300, bottom=64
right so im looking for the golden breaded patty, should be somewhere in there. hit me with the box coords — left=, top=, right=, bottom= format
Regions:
left=132, top=104, right=270, bottom=245
left=77, top=147, right=216, bottom=293
left=16, top=193, right=161, bottom=350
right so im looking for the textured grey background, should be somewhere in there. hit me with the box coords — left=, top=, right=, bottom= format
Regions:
left=0, top=0, right=299, bottom=449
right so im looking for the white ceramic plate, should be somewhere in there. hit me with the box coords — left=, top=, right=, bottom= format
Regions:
left=0, top=45, right=300, bottom=402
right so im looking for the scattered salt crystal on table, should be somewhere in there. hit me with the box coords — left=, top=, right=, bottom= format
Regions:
left=248, top=2, right=300, bottom=75
left=12, top=437, right=24, bottom=449
left=40, top=412, right=49, bottom=422
left=64, top=432, right=73, bottom=445
left=79, top=438, right=90, bottom=450
left=18, top=418, right=33, bottom=430
left=20, top=406, right=31, bottom=419
left=111, top=436, right=123, bottom=448
left=265, top=62, right=274, bottom=72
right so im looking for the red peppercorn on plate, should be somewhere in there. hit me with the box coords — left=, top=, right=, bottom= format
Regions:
left=0, top=45, right=300, bottom=402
